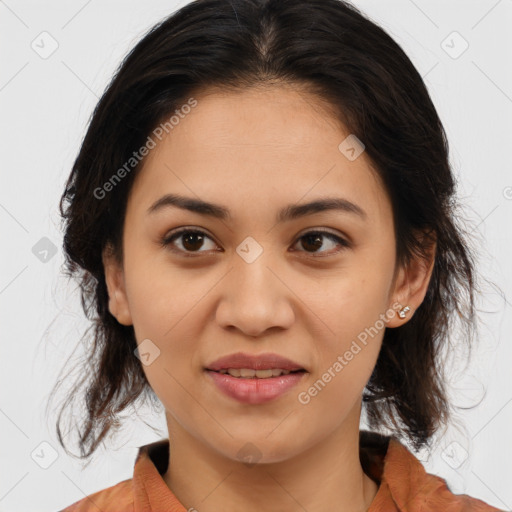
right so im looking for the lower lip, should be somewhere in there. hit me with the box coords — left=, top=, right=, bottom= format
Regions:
left=205, top=370, right=306, bottom=404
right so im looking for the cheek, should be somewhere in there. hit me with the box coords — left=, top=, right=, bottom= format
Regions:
left=304, top=256, right=391, bottom=385
left=297, top=308, right=384, bottom=423
left=122, top=242, right=202, bottom=337
left=314, top=315, right=384, bottom=397
left=121, top=273, right=198, bottom=409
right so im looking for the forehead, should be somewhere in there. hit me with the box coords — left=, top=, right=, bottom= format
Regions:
left=127, top=85, right=392, bottom=229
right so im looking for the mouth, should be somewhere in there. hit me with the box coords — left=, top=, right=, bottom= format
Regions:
left=207, top=368, right=307, bottom=379
left=204, top=368, right=308, bottom=404
left=203, top=352, right=308, bottom=403
left=205, top=351, right=307, bottom=374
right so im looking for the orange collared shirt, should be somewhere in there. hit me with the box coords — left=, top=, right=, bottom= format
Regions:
left=60, top=430, right=505, bottom=512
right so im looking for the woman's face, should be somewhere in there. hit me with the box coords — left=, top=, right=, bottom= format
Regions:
left=103, top=85, right=425, bottom=463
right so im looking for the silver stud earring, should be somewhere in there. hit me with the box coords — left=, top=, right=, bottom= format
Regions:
left=398, top=305, right=410, bottom=319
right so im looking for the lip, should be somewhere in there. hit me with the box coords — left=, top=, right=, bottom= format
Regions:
left=204, top=352, right=308, bottom=405
left=205, top=370, right=307, bottom=404
left=205, top=351, right=306, bottom=372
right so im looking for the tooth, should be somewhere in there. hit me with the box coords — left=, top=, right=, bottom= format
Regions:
left=255, top=369, right=274, bottom=378
left=221, top=368, right=297, bottom=378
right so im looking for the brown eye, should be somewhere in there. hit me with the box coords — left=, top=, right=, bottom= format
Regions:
left=292, top=230, right=350, bottom=256
left=161, top=229, right=219, bottom=255
left=160, top=228, right=349, bottom=258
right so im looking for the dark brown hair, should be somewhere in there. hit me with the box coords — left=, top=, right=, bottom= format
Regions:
left=49, top=0, right=484, bottom=462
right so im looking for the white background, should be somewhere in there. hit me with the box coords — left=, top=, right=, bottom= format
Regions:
left=1, top=1, right=511, bottom=511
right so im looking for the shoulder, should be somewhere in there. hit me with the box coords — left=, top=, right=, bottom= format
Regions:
left=382, top=437, right=506, bottom=511
left=57, top=438, right=172, bottom=512
left=58, top=478, right=134, bottom=512
left=413, top=470, right=505, bottom=511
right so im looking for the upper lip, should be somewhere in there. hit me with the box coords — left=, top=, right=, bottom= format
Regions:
left=205, top=352, right=306, bottom=372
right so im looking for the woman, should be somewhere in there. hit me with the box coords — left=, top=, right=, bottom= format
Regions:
left=52, top=0, right=505, bottom=510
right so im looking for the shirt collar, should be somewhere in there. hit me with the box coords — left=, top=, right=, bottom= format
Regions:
left=132, top=430, right=392, bottom=511
left=131, top=429, right=500, bottom=512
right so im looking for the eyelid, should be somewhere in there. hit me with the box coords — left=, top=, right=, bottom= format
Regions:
left=160, top=226, right=350, bottom=257
left=289, top=229, right=350, bottom=256
left=160, top=226, right=220, bottom=256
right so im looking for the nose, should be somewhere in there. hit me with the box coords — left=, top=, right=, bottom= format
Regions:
left=215, top=256, right=295, bottom=338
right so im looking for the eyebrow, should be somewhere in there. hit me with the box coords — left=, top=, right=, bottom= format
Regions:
left=147, top=193, right=367, bottom=223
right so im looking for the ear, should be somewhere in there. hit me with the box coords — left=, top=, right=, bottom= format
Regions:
left=386, top=230, right=436, bottom=328
left=102, top=244, right=133, bottom=326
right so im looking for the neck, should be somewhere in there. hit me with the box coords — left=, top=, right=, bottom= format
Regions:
left=162, top=406, right=379, bottom=512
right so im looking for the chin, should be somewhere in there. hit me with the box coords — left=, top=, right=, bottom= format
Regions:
left=215, top=433, right=305, bottom=466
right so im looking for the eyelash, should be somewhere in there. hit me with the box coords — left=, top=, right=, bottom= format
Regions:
left=160, top=227, right=350, bottom=258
